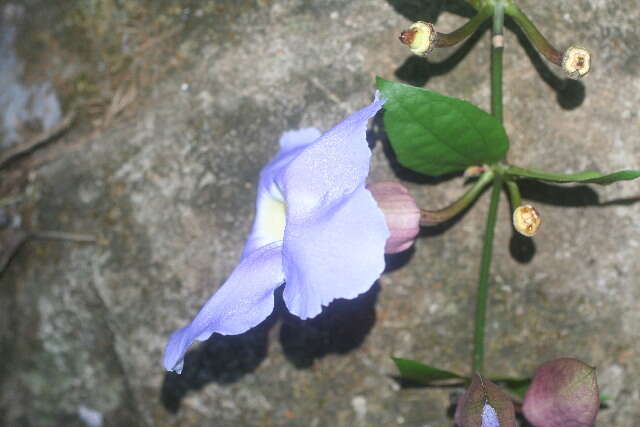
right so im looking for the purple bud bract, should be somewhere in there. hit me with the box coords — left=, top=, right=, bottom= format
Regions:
left=455, top=374, right=516, bottom=427
left=523, top=358, right=599, bottom=427
left=367, top=181, right=420, bottom=254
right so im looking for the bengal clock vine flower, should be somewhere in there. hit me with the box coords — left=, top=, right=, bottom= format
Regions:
left=163, top=94, right=390, bottom=373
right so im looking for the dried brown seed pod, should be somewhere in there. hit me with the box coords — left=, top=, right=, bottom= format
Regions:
left=399, top=21, right=437, bottom=56
left=562, top=46, right=591, bottom=79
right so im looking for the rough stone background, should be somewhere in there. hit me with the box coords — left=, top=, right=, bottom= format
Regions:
left=1, top=0, right=639, bottom=426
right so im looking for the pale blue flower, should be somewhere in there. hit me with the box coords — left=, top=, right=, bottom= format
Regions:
left=163, top=95, right=389, bottom=373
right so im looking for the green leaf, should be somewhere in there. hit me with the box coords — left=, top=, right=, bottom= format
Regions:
left=391, top=357, right=466, bottom=384
left=491, top=377, right=531, bottom=398
left=506, top=166, right=640, bottom=185
left=376, top=77, right=510, bottom=176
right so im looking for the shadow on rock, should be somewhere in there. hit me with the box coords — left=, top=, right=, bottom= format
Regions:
left=597, top=195, right=640, bottom=207
left=506, top=18, right=586, bottom=110
left=510, top=180, right=640, bottom=263
left=520, top=179, right=640, bottom=208
left=385, top=246, right=415, bottom=273
left=509, top=181, right=596, bottom=264
left=510, top=231, right=536, bottom=264
left=385, top=0, right=475, bottom=23
left=160, top=314, right=276, bottom=413
left=161, top=283, right=383, bottom=411
left=518, top=180, right=599, bottom=207
left=517, top=413, right=535, bottom=427
left=279, top=283, right=379, bottom=369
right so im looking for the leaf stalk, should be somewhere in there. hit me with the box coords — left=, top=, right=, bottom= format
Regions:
left=420, top=170, right=494, bottom=225
left=435, top=7, right=493, bottom=48
left=505, top=3, right=564, bottom=66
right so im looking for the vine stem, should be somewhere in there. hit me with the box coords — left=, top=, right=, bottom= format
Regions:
left=491, top=2, right=505, bottom=122
left=472, top=173, right=502, bottom=375
left=472, top=1, right=505, bottom=376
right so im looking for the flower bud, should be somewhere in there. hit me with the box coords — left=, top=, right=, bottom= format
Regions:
left=512, top=204, right=541, bottom=237
left=367, top=181, right=420, bottom=254
left=399, top=21, right=436, bottom=56
left=464, top=165, right=485, bottom=178
left=455, top=374, right=517, bottom=427
left=523, top=358, right=599, bottom=427
left=562, top=46, right=591, bottom=79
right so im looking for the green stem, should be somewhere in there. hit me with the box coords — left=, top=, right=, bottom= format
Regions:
left=420, top=170, right=494, bottom=225
left=505, top=180, right=521, bottom=210
left=505, top=3, right=563, bottom=65
left=491, top=2, right=505, bottom=123
left=435, top=7, right=492, bottom=48
left=472, top=173, right=502, bottom=375
left=471, top=3, right=506, bottom=376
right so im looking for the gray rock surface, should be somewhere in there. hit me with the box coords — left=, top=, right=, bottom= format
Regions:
left=1, top=0, right=639, bottom=426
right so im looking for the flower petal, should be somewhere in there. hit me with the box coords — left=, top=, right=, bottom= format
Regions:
left=482, top=403, right=501, bottom=427
left=282, top=185, right=388, bottom=319
left=258, top=128, right=323, bottom=197
left=163, top=242, right=285, bottom=373
left=277, top=94, right=385, bottom=219
left=279, top=128, right=323, bottom=151
left=243, top=128, right=321, bottom=256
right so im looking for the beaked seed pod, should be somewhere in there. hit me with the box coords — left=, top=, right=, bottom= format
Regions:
left=562, top=46, right=591, bottom=79
left=513, top=204, right=541, bottom=237
left=399, top=21, right=437, bottom=56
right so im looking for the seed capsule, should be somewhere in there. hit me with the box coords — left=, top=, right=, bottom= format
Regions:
left=513, top=204, right=541, bottom=237
left=562, top=46, right=591, bottom=79
left=399, top=21, right=437, bottom=56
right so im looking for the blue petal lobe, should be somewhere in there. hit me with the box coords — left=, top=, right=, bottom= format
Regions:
left=278, top=95, right=385, bottom=219
left=282, top=186, right=388, bottom=319
left=243, top=128, right=321, bottom=256
left=163, top=242, right=285, bottom=373
left=277, top=96, right=387, bottom=319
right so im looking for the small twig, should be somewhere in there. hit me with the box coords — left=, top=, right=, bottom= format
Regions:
left=134, top=26, right=181, bottom=55
left=0, top=111, right=76, bottom=169
left=30, top=230, right=97, bottom=243
left=0, top=229, right=28, bottom=274
left=309, top=77, right=350, bottom=114
left=0, top=195, right=22, bottom=208
left=0, top=228, right=98, bottom=275
left=103, top=83, right=137, bottom=127
left=598, top=195, right=640, bottom=207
